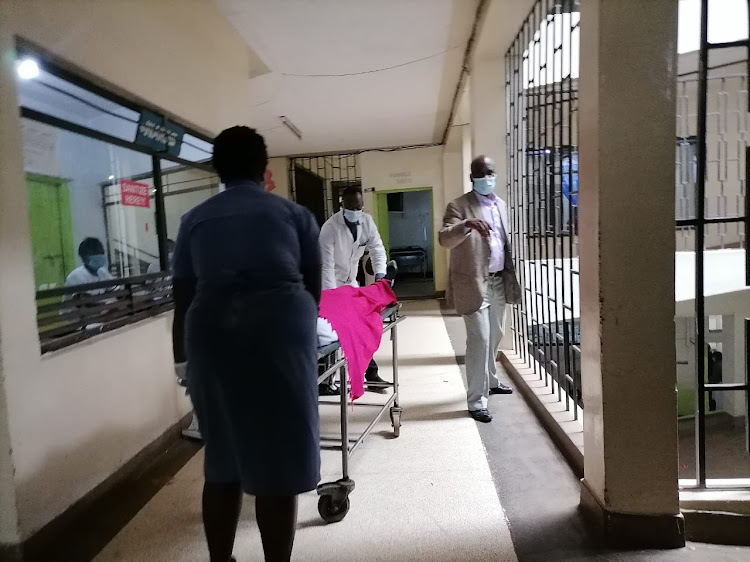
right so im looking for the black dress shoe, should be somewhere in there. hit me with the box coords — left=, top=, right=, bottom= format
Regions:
left=469, top=409, right=493, bottom=423
left=365, top=372, right=389, bottom=393
left=318, top=383, right=340, bottom=396
left=490, top=383, right=514, bottom=395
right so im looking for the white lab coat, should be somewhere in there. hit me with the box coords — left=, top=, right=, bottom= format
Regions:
left=62, top=266, right=116, bottom=324
left=64, top=265, right=114, bottom=288
left=319, top=210, right=387, bottom=290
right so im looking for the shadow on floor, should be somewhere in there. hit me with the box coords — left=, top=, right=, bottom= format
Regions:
left=393, top=355, right=462, bottom=367
left=404, top=409, right=468, bottom=423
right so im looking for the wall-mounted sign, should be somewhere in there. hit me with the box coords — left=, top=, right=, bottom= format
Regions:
left=388, top=171, right=412, bottom=185
left=120, top=179, right=151, bottom=208
left=135, top=110, right=184, bottom=156
left=264, top=169, right=276, bottom=192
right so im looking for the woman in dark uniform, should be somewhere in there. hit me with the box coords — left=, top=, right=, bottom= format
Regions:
left=172, top=127, right=321, bottom=562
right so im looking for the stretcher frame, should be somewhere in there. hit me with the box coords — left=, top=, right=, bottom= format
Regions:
left=315, top=304, right=404, bottom=523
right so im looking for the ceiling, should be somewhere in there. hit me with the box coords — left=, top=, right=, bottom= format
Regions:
left=215, top=0, right=481, bottom=157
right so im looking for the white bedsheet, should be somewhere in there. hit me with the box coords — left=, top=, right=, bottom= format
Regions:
left=317, top=316, right=339, bottom=346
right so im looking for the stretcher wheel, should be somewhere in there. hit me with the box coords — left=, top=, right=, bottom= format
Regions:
left=390, top=407, right=402, bottom=438
left=318, top=495, right=350, bottom=523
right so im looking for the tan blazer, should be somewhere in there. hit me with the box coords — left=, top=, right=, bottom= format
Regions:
left=439, top=192, right=522, bottom=315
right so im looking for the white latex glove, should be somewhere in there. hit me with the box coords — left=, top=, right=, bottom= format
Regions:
left=175, top=362, right=188, bottom=387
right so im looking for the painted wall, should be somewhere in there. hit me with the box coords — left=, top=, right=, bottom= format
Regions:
left=267, top=157, right=291, bottom=200
left=360, top=146, right=448, bottom=292
left=0, top=0, right=252, bottom=541
left=675, top=53, right=747, bottom=251
left=6, top=0, right=254, bottom=136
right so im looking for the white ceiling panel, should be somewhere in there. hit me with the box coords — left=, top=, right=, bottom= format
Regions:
left=215, top=0, right=480, bottom=155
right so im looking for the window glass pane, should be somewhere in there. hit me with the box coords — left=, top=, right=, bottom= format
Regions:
left=21, top=116, right=157, bottom=289
left=15, top=55, right=212, bottom=163
left=160, top=161, right=220, bottom=271
left=179, top=134, right=213, bottom=163
left=16, top=64, right=140, bottom=143
left=679, top=0, right=749, bottom=53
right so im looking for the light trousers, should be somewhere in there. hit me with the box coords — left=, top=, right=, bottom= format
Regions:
left=462, top=276, right=507, bottom=411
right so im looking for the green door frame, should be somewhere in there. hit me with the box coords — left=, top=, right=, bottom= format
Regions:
left=372, top=187, right=434, bottom=264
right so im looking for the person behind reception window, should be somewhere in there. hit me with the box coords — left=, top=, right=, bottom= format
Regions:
left=439, top=155, right=522, bottom=424
left=65, top=237, right=113, bottom=288
left=172, top=126, right=321, bottom=562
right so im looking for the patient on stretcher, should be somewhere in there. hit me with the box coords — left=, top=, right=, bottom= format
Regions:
left=316, top=261, right=397, bottom=347
left=317, top=317, right=339, bottom=346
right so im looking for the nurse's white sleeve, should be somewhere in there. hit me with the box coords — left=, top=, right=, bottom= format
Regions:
left=319, top=221, right=338, bottom=290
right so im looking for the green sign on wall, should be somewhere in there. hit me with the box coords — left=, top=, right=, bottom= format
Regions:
left=135, top=110, right=184, bottom=156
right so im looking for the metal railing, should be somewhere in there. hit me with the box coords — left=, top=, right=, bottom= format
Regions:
left=684, top=0, right=750, bottom=487
left=506, top=0, right=581, bottom=418
left=36, top=273, right=173, bottom=354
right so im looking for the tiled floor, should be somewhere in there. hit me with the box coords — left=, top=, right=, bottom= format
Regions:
left=84, top=299, right=750, bottom=561
left=95, top=301, right=518, bottom=561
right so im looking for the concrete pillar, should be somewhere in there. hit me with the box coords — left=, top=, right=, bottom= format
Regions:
left=578, top=0, right=683, bottom=548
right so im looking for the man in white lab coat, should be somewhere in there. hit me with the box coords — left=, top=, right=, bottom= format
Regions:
left=319, top=186, right=389, bottom=394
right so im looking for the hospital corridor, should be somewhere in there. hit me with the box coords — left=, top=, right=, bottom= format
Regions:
left=2, top=1, right=750, bottom=561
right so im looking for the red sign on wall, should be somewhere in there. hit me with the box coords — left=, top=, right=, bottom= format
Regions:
left=120, top=179, right=151, bottom=208
left=264, top=169, right=275, bottom=192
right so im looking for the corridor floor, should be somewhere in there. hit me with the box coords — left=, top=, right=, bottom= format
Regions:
left=95, top=301, right=518, bottom=562
left=442, top=305, right=750, bottom=562
left=92, top=299, right=750, bottom=561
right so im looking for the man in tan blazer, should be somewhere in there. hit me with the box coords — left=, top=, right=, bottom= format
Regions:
left=439, top=155, right=522, bottom=423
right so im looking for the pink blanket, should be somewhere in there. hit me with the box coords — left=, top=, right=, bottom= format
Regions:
left=318, top=280, right=397, bottom=400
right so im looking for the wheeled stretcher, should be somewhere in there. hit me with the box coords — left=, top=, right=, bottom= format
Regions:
left=315, top=304, right=404, bottom=523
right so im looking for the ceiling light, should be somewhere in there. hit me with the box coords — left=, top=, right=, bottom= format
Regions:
left=16, top=58, right=40, bottom=80
left=279, top=116, right=302, bottom=141
left=108, top=175, right=115, bottom=180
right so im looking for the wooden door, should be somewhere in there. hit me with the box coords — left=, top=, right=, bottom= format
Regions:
left=26, top=174, right=75, bottom=290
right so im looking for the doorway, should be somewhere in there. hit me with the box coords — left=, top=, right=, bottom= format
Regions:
left=293, top=166, right=326, bottom=226
left=375, top=188, right=435, bottom=299
left=26, top=173, right=76, bottom=290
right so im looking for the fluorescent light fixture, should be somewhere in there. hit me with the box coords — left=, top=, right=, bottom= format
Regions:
left=108, top=175, right=115, bottom=180
left=16, top=58, right=40, bottom=80
left=279, top=115, right=302, bottom=140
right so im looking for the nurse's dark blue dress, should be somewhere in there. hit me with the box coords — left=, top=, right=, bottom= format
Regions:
left=172, top=181, right=321, bottom=495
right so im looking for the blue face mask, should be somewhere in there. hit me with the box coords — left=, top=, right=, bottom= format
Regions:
left=472, top=176, right=496, bottom=196
left=86, top=254, right=108, bottom=272
left=343, top=209, right=364, bottom=223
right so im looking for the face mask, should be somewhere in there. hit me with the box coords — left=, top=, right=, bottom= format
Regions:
left=472, top=176, right=496, bottom=196
left=86, top=254, right=108, bottom=272
left=343, top=209, right=363, bottom=223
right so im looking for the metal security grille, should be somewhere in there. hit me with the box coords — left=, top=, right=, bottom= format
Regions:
left=681, top=0, right=750, bottom=488
left=506, top=0, right=581, bottom=417
left=289, top=154, right=360, bottom=222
